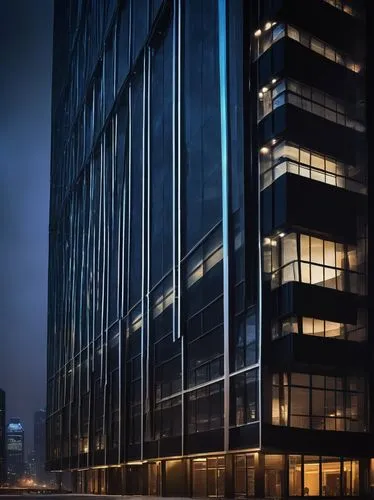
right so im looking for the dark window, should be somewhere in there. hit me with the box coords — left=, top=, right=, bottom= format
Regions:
left=182, top=0, right=222, bottom=251
left=234, top=313, right=257, bottom=370
left=187, top=382, right=224, bottom=434
left=150, top=24, right=173, bottom=285
left=231, top=370, right=259, bottom=426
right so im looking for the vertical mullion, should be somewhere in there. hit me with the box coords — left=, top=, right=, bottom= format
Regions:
left=146, top=44, right=151, bottom=442
left=218, top=0, right=230, bottom=453
left=140, top=52, right=147, bottom=462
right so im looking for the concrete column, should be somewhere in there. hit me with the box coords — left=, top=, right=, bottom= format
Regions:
left=255, top=452, right=265, bottom=499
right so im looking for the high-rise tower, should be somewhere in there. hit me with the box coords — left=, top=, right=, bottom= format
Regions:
left=34, top=410, right=47, bottom=483
left=48, top=0, right=370, bottom=496
left=6, top=418, right=24, bottom=483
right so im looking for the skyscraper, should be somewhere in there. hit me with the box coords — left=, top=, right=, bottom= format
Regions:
left=47, top=0, right=370, bottom=497
left=0, top=389, right=5, bottom=485
left=34, top=410, right=46, bottom=483
left=6, top=418, right=24, bottom=483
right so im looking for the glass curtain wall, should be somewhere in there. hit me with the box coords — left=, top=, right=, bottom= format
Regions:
left=48, top=0, right=259, bottom=485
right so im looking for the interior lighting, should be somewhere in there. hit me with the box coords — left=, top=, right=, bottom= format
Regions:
left=262, top=86, right=268, bottom=93
left=264, top=22, right=272, bottom=31
left=271, top=78, right=277, bottom=84
left=260, top=146, right=270, bottom=154
left=254, top=29, right=262, bottom=37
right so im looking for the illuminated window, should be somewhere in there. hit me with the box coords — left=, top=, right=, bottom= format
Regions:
left=272, top=316, right=363, bottom=341
left=264, top=232, right=361, bottom=294
left=260, top=141, right=366, bottom=193
left=253, top=23, right=285, bottom=58
left=258, top=79, right=365, bottom=133
left=254, top=23, right=360, bottom=73
left=289, top=456, right=302, bottom=496
left=265, top=455, right=284, bottom=498
left=304, top=456, right=320, bottom=496
left=323, top=0, right=359, bottom=17
left=234, top=454, right=256, bottom=497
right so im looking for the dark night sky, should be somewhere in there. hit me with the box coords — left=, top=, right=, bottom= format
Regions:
left=0, top=1, right=54, bottom=452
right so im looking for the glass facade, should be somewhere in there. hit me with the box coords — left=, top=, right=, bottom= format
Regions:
left=48, top=0, right=370, bottom=497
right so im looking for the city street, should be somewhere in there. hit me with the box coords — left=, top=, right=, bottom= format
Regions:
left=0, top=497, right=193, bottom=500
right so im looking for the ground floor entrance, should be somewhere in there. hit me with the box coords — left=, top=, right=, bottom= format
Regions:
left=73, top=452, right=372, bottom=498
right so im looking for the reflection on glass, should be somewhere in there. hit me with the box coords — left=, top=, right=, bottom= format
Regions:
left=273, top=373, right=366, bottom=432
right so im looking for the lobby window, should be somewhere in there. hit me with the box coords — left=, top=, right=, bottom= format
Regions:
left=234, top=454, right=256, bottom=497
left=265, top=455, right=284, bottom=498
left=260, top=141, right=366, bottom=193
left=272, top=316, right=366, bottom=342
left=192, top=457, right=225, bottom=498
left=289, top=455, right=302, bottom=496
left=264, top=233, right=361, bottom=294
left=272, top=373, right=366, bottom=432
left=288, top=455, right=359, bottom=497
left=258, top=79, right=365, bottom=132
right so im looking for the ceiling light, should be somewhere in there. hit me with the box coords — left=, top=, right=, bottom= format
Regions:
left=271, top=138, right=277, bottom=145
left=258, top=92, right=264, bottom=98
left=271, top=78, right=277, bottom=84
left=260, top=146, right=269, bottom=154
left=254, top=29, right=262, bottom=37
left=272, top=22, right=277, bottom=26
left=262, top=86, right=268, bottom=93
left=279, top=232, right=285, bottom=238
left=264, top=22, right=272, bottom=31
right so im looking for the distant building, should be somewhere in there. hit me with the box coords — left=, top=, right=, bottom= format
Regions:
left=25, top=450, right=37, bottom=480
left=0, top=389, right=5, bottom=484
left=34, top=410, right=46, bottom=482
left=6, top=418, right=24, bottom=483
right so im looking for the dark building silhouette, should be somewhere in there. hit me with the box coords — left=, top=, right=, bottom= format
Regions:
left=25, top=450, right=37, bottom=480
left=0, top=389, right=5, bottom=484
left=47, top=0, right=370, bottom=497
left=6, top=418, right=24, bottom=483
left=34, top=410, right=46, bottom=483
